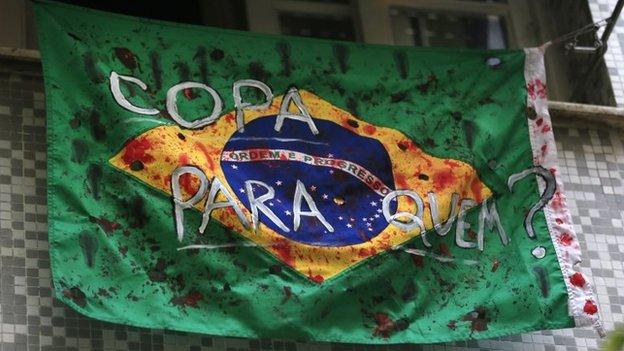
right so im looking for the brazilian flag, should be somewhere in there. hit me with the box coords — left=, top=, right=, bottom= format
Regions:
left=35, top=1, right=602, bottom=344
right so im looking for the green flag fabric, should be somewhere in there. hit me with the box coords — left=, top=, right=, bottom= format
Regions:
left=35, top=1, right=603, bottom=344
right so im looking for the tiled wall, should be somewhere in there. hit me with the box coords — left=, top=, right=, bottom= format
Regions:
left=0, top=61, right=622, bottom=350
left=589, top=0, right=624, bottom=106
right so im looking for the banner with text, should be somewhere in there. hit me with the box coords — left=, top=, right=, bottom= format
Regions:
left=35, top=1, right=602, bottom=343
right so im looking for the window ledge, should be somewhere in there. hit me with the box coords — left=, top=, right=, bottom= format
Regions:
left=0, top=46, right=41, bottom=62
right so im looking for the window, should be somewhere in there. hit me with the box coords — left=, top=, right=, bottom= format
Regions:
left=390, top=8, right=508, bottom=49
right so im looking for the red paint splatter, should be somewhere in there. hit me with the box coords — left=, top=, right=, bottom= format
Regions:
left=363, top=125, right=377, bottom=135
left=182, top=88, right=196, bottom=100
left=542, top=124, right=551, bottom=133
left=114, top=48, right=137, bottom=70
left=358, top=247, right=377, bottom=258
left=559, top=232, right=574, bottom=246
left=395, top=174, right=409, bottom=189
left=467, top=229, right=477, bottom=240
left=194, top=142, right=215, bottom=171
left=491, top=258, right=500, bottom=272
left=583, top=300, right=598, bottom=315
left=224, top=113, right=235, bottom=124
left=178, top=173, right=197, bottom=195
left=535, top=118, right=543, bottom=126
left=527, top=79, right=547, bottom=100
left=439, top=243, right=451, bottom=257
left=443, top=159, right=460, bottom=168
left=282, top=286, right=292, bottom=304
left=551, top=191, right=564, bottom=210
left=447, top=320, right=457, bottom=330
left=411, top=255, right=424, bottom=267
left=462, top=306, right=489, bottom=332
left=118, top=246, right=128, bottom=257
left=540, top=143, right=548, bottom=158
left=122, top=137, right=154, bottom=165
left=308, top=273, right=324, bottom=284
left=470, top=177, right=483, bottom=203
left=570, top=272, right=586, bottom=287
left=96, top=217, right=121, bottom=233
left=555, top=218, right=563, bottom=224
left=372, top=313, right=397, bottom=338
left=179, top=154, right=190, bottom=165
left=432, top=169, right=456, bottom=191
left=272, top=239, right=295, bottom=266
left=182, top=291, right=203, bottom=307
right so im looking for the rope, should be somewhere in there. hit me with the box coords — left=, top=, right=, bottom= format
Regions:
left=547, top=17, right=610, bottom=47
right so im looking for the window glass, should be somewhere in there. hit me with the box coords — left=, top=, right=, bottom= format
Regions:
left=390, top=8, right=508, bottom=49
left=279, top=12, right=356, bottom=41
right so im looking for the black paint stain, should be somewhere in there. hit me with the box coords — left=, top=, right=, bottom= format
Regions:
left=114, top=47, right=137, bottom=70
left=390, top=91, right=409, bottom=103
left=276, top=42, right=292, bottom=77
left=194, top=47, right=209, bottom=83
left=248, top=62, right=271, bottom=82
left=123, top=196, right=148, bottom=228
left=269, top=265, right=282, bottom=275
left=71, top=139, right=89, bottom=164
left=210, top=48, right=224, bottom=61
left=78, top=231, right=98, bottom=267
left=532, top=266, right=550, bottom=297
left=417, top=74, right=438, bottom=94
left=63, top=287, right=87, bottom=307
left=69, top=116, right=81, bottom=129
left=346, top=98, right=358, bottom=116
left=83, top=52, right=104, bottom=84
left=66, top=32, right=82, bottom=42
left=90, top=111, right=106, bottom=142
left=86, top=164, right=102, bottom=200
left=462, top=306, right=490, bottom=332
left=526, top=106, right=537, bottom=120
left=148, top=258, right=168, bottom=282
left=478, top=97, right=494, bottom=105
left=401, top=280, right=417, bottom=301
left=130, top=160, right=144, bottom=171
left=149, top=51, right=163, bottom=90
left=333, top=44, right=349, bottom=73
left=462, top=120, right=475, bottom=148
left=174, top=61, right=191, bottom=81
left=394, top=51, right=408, bottom=79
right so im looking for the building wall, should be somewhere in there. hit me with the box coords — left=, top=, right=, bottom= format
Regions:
left=589, top=0, right=624, bottom=106
left=0, top=59, right=623, bottom=351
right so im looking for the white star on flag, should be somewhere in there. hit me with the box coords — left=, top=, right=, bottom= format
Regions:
left=338, top=216, right=343, bottom=220
left=231, top=164, right=238, bottom=169
left=322, top=194, right=329, bottom=199
left=310, top=185, right=317, bottom=191
left=327, top=153, right=334, bottom=158
left=276, top=180, right=282, bottom=186
left=370, top=201, right=377, bottom=207
left=285, top=210, right=291, bottom=216
left=269, top=202, right=274, bottom=207
left=239, top=188, right=245, bottom=193
left=346, top=223, right=352, bottom=228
